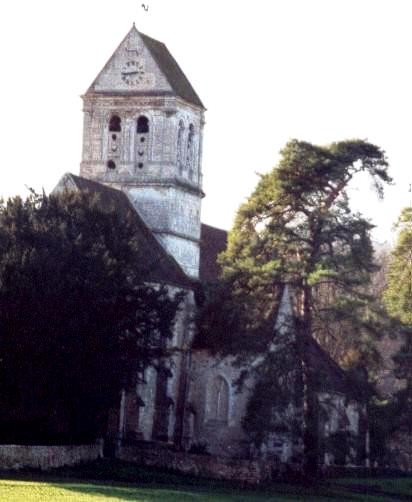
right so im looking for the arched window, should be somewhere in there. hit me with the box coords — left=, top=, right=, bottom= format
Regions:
left=188, top=123, right=194, bottom=141
left=177, top=120, right=185, bottom=172
left=186, top=124, right=195, bottom=175
left=208, top=376, right=229, bottom=422
left=108, top=116, right=121, bottom=161
left=137, top=116, right=149, bottom=134
left=109, top=115, right=121, bottom=132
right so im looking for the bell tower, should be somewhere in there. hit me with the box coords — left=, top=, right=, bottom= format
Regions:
left=80, top=25, right=205, bottom=278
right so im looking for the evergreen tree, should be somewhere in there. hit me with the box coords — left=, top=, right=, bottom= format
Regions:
left=383, top=207, right=412, bottom=432
left=0, top=190, right=182, bottom=443
left=201, top=139, right=391, bottom=476
left=384, top=207, right=412, bottom=325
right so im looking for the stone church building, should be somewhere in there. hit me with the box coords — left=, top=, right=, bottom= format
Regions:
left=55, top=25, right=367, bottom=470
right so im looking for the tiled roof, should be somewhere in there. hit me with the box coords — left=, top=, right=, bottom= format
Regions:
left=54, top=173, right=194, bottom=289
left=199, top=224, right=228, bottom=282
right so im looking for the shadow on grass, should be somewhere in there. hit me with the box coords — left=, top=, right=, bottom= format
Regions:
left=51, top=482, right=218, bottom=501
left=50, top=480, right=373, bottom=502
left=1, top=460, right=409, bottom=501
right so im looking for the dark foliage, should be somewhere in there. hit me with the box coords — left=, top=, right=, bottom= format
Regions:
left=0, top=191, right=182, bottom=443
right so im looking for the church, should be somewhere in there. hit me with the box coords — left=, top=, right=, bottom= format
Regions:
left=55, top=25, right=367, bottom=471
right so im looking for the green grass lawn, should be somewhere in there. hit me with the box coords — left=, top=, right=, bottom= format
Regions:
left=0, top=479, right=317, bottom=502
left=0, top=479, right=383, bottom=501
left=0, top=460, right=410, bottom=501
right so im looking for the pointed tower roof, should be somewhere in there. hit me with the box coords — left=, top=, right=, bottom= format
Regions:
left=86, top=25, right=204, bottom=109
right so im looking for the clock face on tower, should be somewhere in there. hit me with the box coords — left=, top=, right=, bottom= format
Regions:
left=121, top=60, right=145, bottom=86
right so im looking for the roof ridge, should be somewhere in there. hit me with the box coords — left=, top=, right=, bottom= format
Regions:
left=86, top=25, right=135, bottom=94
left=138, top=31, right=204, bottom=108
left=201, top=223, right=228, bottom=234
left=57, top=174, right=195, bottom=289
left=85, top=26, right=204, bottom=108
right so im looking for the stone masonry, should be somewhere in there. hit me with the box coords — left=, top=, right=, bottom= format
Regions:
left=80, top=25, right=205, bottom=278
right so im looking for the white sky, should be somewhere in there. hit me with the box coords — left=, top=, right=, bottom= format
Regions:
left=0, top=0, right=411, bottom=243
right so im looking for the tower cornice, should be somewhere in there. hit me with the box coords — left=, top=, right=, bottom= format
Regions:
left=82, top=94, right=205, bottom=115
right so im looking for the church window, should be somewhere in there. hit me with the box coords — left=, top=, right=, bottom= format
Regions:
left=208, top=376, right=229, bottom=423
left=108, top=116, right=121, bottom=159
left=135, top=116, right=149, bottom=167
left=137, top=116, right=149, bottom=133
left=186, top=124, right=195, bottom=175
left=109, top=115, right=121, bottom=132
left=187, top=411, right=196, bottom=444
left=177, top=120, right=185, bottom=172
left=188, top=123, right=194, bottom=141
left=107, top=160, right=116, bottom=169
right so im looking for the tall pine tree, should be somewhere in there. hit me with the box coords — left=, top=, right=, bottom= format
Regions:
left=209, top=139, right=391, bottom=476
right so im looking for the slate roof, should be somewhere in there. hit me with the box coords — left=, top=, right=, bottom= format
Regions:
left=139, top=32, right=204, bottom=109
left=54, top=173, right=194, bottom=289
left=307, top=336, right=355, bottom=395
left=277, top=285, right=360, bottom=397
left=54, top=175, right=228, bottom=287
left=199, top=224, right=228, bottom=282
left=87, top=26, right=204, bottom=109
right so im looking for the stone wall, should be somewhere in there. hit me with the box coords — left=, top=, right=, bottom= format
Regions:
left=117, top=444, right=273, bottom=484
left=0, top=443, right=103, bottom=471
left=119, top=288, right=196, bottom=444
left=318, top=392, right=364, bottom=467
left=187, top=350, right=253, bottom=458
left=376, top=335, right=406, bottom=397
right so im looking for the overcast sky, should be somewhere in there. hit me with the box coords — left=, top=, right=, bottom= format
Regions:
left=0, top=0, right=411, bottom=243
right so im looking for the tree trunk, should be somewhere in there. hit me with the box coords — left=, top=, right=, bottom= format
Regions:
left=299, top=285, right=320, bottom=480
